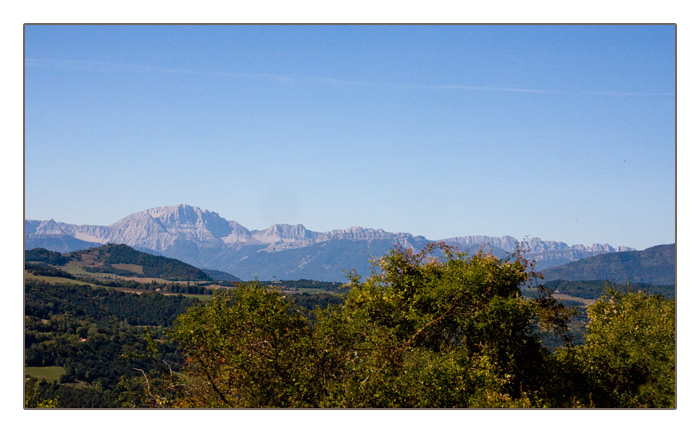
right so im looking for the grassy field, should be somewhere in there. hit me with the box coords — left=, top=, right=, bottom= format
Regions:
left=25, top=366, right=66, bottom=383
left=41, top=265, right=210, bottom=286
left=552, top=293, right=596, bottom=306
left=296, top=287, right=330, bottom=294
left=176, top=293, right=212, bottom=301
left=60, top=263, right=97, bottom=276
left=281, top=287, right=337, bottom=295
left=520, top=287, right=595, bottom=307
left=25, top=271, right=217, bottom=303
left=111, top=263, right=144, bottom=274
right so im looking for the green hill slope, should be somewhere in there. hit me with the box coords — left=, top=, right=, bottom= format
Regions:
left=541, top=244, right=675, bottom=285
left=27, top=244, right=216, bottom=282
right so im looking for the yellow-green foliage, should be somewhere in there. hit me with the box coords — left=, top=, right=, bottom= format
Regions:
left=578, top=288, right=675, bottom=407
left=25, top=378, right=60, bottom=408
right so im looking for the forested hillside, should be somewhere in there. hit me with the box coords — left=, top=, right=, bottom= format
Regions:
left=541, top=244, right=675, bottom=285
left=24, top=280, right=199, bottom=407
left=70, top=244, right=213, bottom=281
left=25, top=248, right=69, bottom=265
left=27, top=244, right=217, bottom=282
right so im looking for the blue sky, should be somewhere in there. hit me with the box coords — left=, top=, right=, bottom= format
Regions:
left=24, top=24, right=675, bottom=249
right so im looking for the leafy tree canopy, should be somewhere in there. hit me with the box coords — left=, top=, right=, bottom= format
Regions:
left=169, top=244, right=573, bottom=408
left=570, top=288, right=675, bottom=407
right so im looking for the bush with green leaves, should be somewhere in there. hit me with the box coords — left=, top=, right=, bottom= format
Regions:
left=168, top=281, right=316, bottom=407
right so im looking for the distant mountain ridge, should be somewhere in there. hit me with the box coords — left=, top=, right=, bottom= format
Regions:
left=26, top=204, right=636, bottom=281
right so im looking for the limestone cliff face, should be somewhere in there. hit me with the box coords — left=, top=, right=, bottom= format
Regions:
left=25, top=204, right=635, bottom=281
left=251, top=224, right=318, bottom=248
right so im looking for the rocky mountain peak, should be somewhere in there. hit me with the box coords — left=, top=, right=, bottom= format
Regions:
left=120, top=204, right=234, bottom=240
left=143, top=204, right=218, bottom=225
left=30, top=219, right=67, bottom=235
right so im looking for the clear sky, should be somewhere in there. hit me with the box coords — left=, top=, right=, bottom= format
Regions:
left=24, top=24, right=675, bottom=250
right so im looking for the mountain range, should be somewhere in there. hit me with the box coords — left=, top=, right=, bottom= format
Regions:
left=25, top=204, right=636, bottom=281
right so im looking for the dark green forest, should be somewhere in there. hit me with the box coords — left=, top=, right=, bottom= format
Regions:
left=25, top=244, right=675, bottom=408
left=25, top=248, right=69, bottom=266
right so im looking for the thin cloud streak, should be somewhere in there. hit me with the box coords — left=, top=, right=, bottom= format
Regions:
left=26, top=58, right=674, bottom=97
left=402, top=83, right=555, bottom=94
left=406, top=84, right=675, bottom=97
left=575, top=90, right=675, bottom=97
